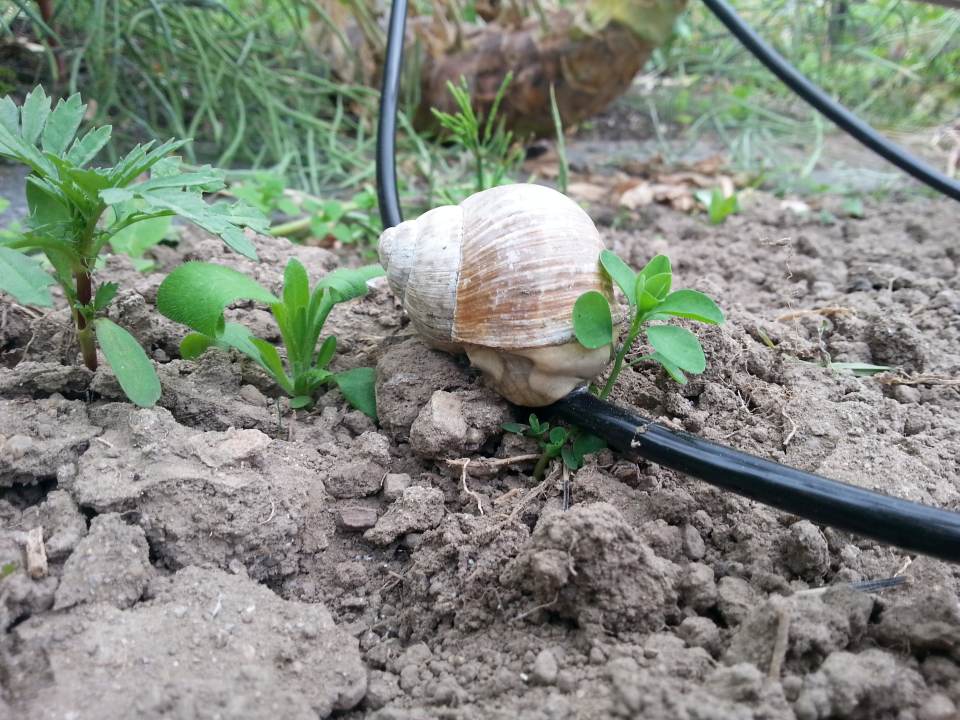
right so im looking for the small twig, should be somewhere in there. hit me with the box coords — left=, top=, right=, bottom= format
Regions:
left=514, top=592, right=559, bottom=622
left=445, top=454, right=541, bottom=472
left=449, top=459, right=485, bottom=515
left=781, top=408, right=797, bottom=449
left=775, top=306, right=853, bottom=323
left=562, top=462, right=571, bottom=511
left=210, top=592, right=224, bottom=619
left=877, top=374, right=960, bottom=387
left=895, top=556, right=913, bottom=577
left=767, top=605, right=791, bottom=680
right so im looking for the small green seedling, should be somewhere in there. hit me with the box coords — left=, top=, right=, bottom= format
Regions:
left=503, top=414, right=606, bottom=481
left=431, top=72, right=523, bottom=197
left=574, top=251, right=725, bottom=398
left=0, top=86, right=268, bottom=407
left=230, top=172, right=300, bottom=217
left=267, top=186, right=382, bottom=250
left=157, top=258, right=384, bottom=418
left=0, top=561, right=17, bottom=581
left=695, top=187, right=740, bottom=224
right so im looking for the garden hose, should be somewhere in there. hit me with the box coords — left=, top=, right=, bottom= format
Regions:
left=374, top=0, right=960, bottom=562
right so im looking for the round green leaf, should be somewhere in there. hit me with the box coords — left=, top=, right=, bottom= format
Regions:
left=638, top=254, right=671, bottom=281
left=94, top=318, right=161, bottom=407
left=573, top=291, right=613, bottom=349
left=156, top=261, right=278, bottom=337
left=646, top=325, right=706, bottom=374
left=0, top=246, right=55, bottom=307
left=655, top=290, right=724, bottom=325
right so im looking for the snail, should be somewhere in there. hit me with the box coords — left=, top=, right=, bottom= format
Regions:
left=378, top=183, right=614, bottom=406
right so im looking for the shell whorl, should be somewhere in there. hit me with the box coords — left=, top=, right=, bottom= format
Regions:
left=378, top=183, right=611, bottom=351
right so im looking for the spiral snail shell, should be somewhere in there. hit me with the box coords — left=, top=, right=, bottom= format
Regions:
left=378, top=183, right=614, bottom=406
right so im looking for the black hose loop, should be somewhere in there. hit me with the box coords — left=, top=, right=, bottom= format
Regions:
left=701, top=0, right=960, bottom=202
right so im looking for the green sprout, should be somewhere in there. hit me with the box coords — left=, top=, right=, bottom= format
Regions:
left=431, top=72, right=523, bottom=196
left=156, top=259, right=384, bottom=418
left=0, top=86, right=269, bottom=407
left=574, top=251, right=725, bottom=398
left=503, top=414, right=606, bottom=481
left=695, top=188, right=740, bottom=224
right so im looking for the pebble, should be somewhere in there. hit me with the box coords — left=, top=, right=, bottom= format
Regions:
left=679, top=562, right=718, bottom=612
left=336, top=507, right=378, bottom=532
left=238, top=384, right=267, bottom=406
left=716, top=576, right=757, bottom=627
left=382, top=473, right=412, bottom=502
left=531, top=649, right=558, bottom=685
left=681, top=524, right=706, bottom=559
left=785, top=520, right=830, bottom=578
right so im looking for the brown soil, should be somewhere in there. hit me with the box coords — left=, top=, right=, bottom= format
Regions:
left=2, top=178, right=960, bottom=719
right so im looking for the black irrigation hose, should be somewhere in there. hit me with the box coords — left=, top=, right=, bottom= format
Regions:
left=376, top=0, right=407, bottom=230
left=702, top=0, right=960, bottom=202
left=374, top=0, right=960, bottom=562
left=548, top=390, right=960, bottom=563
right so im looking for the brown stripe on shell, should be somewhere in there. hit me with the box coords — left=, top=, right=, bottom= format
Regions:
left=452, top=184, right=610, bottom=349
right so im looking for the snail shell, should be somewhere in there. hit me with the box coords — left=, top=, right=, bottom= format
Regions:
left=378, top=183, right=613, bottom=406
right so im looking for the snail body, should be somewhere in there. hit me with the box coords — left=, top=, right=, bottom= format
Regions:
left=378, top=183, right=613, bottom=406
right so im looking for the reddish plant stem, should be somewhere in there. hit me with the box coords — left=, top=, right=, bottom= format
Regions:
left=75, top=269, right=97, bottom=371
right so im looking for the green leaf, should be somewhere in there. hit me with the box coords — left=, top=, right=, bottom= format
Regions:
left=644, top=272, right=672, bottom=301
left=179, top=332, right=215, bottom=360
left=66, top=125, right=112, bottom=167
left=110, top=215, right=172, bottom=259
left=599, top=249, right=637, bottom=305
left=573, top=290, right=614, bottom=349
left=572, top=433, right=607, bottom=459
left=502, top=422, right=527, bottom=434
left=638, top=254, right=671, bottom=282
left=156, top=261, right=278, bottom=337
left=283, top=258, right=310, bottom=310
left=646, top=325, right=706, bottom=374
left=655, top=290, right=724, bottom=325
left=94, top=318, right=161, bottom=407
left=314, top=335, right=337, bottom=368
left=290, top=396, right=313, bottom=409
left=314, top=264, right=385, bottom=303
left=333, top=367, right=378, bottom=420
left=528, top=414, right=542, bottom=433
left=250, top=338, right=293, bottom=393
left=41, top=94, right=84, bottom=157
left=0, top=96, right=18, bottom=135
left=25, top=180, right=70, bottom=233
left=100, top=188, right=134, bottom=205
left=20, top=86, right=51, bottom=145
left=652, top=352, right=687, bottom=384
left=0, top=246, right=55, bottom=306
left=826, top=361, right=892, bottom=377
left=561, top=445, right=581, bottom=471
left=548, top=426, right=568, bottom=445
left=93, top=281, right=119, bottom=311
left=216, top=322, right=257, bottom=356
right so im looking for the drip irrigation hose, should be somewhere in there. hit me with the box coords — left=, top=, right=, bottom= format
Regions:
left=701, top=0, right=960, bottom=202
left=374, top=0, right=960, bottom=562
left=547, top=390, right=960, bottom=563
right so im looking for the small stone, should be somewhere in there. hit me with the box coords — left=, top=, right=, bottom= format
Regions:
left=382, top=473, right=412, bottom=502
left=678, top=562, right=717, bottom=612
left=556, top=669, right=577, bottom=693
left=681, top=524, right=706, bottom=559
left=409, top=389, right=511, bottom=459
left=239, top=384, right=268, bottom=406
left=325, top=432, right=391, bottom=499
left=398, top=664, right=420, bottom=692
left=589, top=646, right=606, bottom=665
left=342, top=410, right=376, bottom=435
left=364, top=487, right=446, bottom=546
left=677, top=616, right=721, bottom=656
left=785, top=520, right=830, bottom=579
left=717, top=576, right=757, bottom=627
left=532, top=649, right=559, bottom=685
left=336, top=507, right=378, bottom=532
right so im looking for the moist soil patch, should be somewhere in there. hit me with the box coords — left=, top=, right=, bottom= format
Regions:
left=2, top=187, right=960, bottom=719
